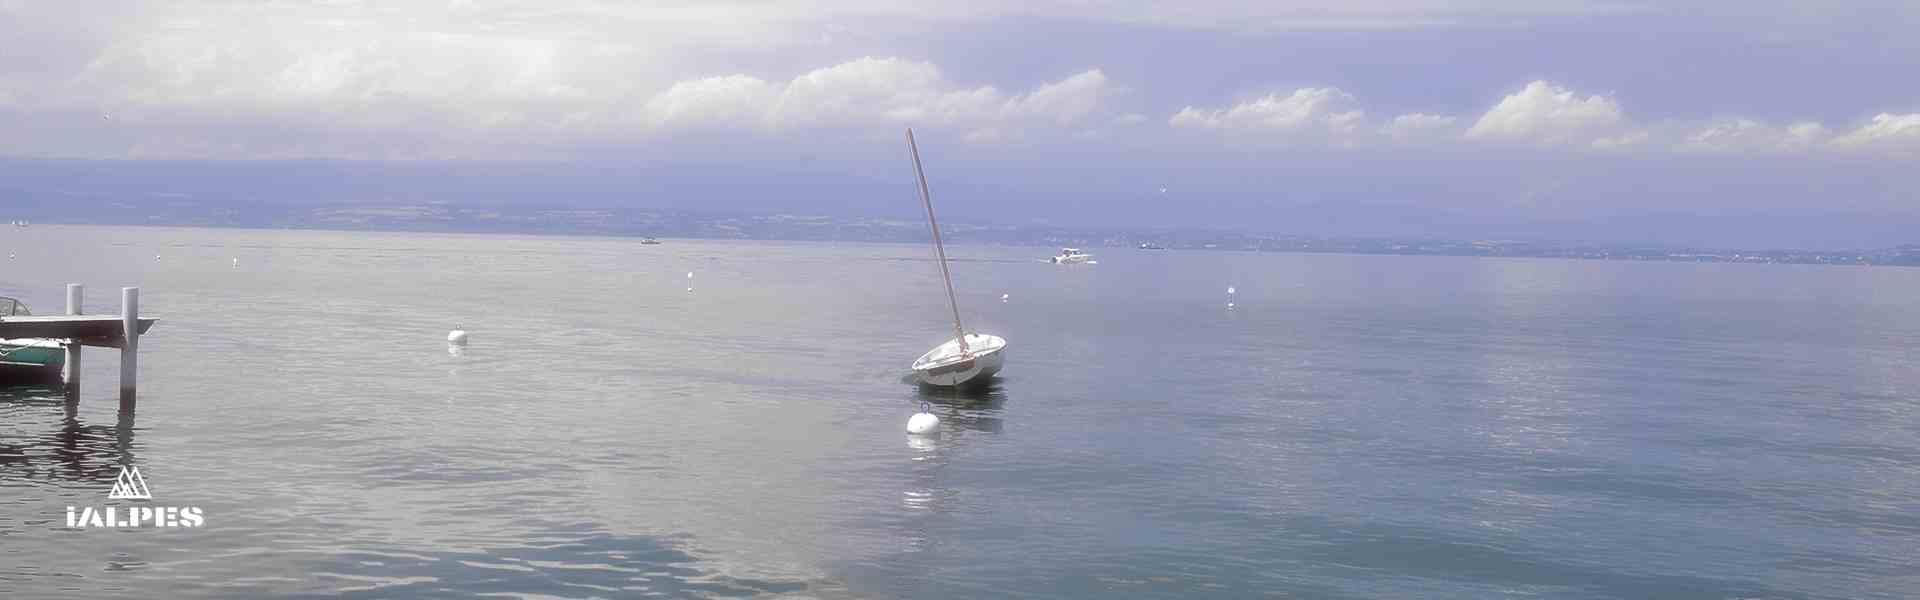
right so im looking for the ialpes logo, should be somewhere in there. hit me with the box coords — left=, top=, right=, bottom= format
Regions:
left=67, top=467, right=205, bottom=528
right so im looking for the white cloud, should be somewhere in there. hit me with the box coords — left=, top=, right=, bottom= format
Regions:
left=1, top=2, right=1142, bottom=155
left=1169, top=87, right=1366, bottom=140
left=1004, top=70, right=1110, bottom=124
left=1591, top=130, right=1652, bottom=150
left=644, top=75, right=778, bottom=130
left=1830, top=113, right=1920, bottom=155
left=0, top=2, right=1912, bottom=161
left=0, top=0, right=1911, bottom=163
left=1465, top=80, right=1627, bottom=146
left=1380, top=113, right=1461, bottom=142
left=1677, top=118, right=1830, bottom=154
left=996, top=0, right=1640, bottom=31
left=1787, top=122, right=1836, bottom=147
left=1168, top=79, right=1920, bottom=161
left=20, top=4, right=671, bottom=147
left=771, top=58, right=969, bottom=127
left=640, top=58, right=1113, bottom=138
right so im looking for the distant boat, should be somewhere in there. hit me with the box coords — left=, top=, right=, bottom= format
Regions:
left=1049, top=248, right=1095, bottom=264
left=0, top=297, right=62, bottom=382
left=639, top=237, right=662, bottom=245
left=1138, top=242, right=1166, bottom=250
left=904, top=129, right=1006, bottom=388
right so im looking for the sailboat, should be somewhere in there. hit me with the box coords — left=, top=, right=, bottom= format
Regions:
left=905, top=129, right=1006, bottom=387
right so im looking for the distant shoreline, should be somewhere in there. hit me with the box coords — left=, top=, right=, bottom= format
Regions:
left=11, top=218, right=1919, bottom=268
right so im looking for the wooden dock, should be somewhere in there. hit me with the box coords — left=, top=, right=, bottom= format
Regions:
left=0, top=315, right=156, bottom=346
left=0, top=285, right=156, bottom=411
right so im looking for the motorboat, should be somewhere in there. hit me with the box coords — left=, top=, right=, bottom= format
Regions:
left=0, top=297, right=62, bottom=382
left=1049, top=248, right=1094, bottom=264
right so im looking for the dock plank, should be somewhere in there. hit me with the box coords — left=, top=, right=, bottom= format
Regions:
left=0, top=316, right=159, bottom=348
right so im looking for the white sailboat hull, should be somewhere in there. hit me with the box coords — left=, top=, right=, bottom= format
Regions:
left=911, top=334, right=1007, bottom=387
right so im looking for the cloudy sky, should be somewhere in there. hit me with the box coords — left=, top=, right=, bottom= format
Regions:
left=3, top=1, right=1918, bottom=246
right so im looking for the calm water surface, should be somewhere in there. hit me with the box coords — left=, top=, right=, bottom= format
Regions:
left=2, top=225, right=1918, bottom=599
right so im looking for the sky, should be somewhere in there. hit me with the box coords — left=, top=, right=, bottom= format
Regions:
left=2, top=1, right=1918, bottom=247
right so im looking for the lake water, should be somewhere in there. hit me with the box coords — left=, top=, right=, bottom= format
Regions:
left=3, top=225, right=1918, bottom=599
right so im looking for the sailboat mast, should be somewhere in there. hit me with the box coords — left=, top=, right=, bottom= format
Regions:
left=906, top=128, right=970, bottom=353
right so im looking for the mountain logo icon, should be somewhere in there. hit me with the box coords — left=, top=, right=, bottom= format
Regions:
left=107, top=466, right=152, bottom=500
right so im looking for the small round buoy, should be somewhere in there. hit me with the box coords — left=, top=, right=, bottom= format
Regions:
left=154, top=254, right=161, bottom=261
left=1001, top=293, right=1009, bottom=302
left=447, top=328, right=469, bottom=345
left=906, top=402, right=940, bottom=435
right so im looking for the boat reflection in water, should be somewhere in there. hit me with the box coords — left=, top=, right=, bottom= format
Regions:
left=0, top=386, right=140, bottom=490
left=900, top=377, right=1008, bottom=559
left=895, top=374, right=1008, bottom=447
left=898, top=381, right=1007, bottom=565
left=912, top=379, right=1006, bottom=437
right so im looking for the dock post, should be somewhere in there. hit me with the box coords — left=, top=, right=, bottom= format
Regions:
left=64, top=284, right=83, bottom=391
left=119, top=287, right=138, bottom=413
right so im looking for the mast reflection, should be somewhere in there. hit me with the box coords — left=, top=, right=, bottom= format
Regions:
left=899, top=378, right=1009, bottom=555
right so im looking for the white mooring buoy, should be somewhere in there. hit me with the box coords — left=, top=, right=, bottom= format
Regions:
left=1001, top=293, right=1009, bottom=303
left=906, top=402, right=941, bottom=435
left=447, top=328, right=469, bottom=345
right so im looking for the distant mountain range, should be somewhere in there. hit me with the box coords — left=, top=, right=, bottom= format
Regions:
left=5, top=195, right=1919, bottom=267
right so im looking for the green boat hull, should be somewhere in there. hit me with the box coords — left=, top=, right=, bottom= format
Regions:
left=0, top=341, right=63, bottom=382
